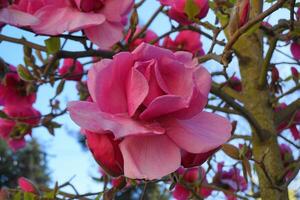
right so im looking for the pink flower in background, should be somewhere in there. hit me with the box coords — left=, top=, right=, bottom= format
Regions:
left=290, top=41, right=300, bottom=60
left=32, top=0, right=134, bottom=49
left=223, top=76, right=242, bottom=92
left=68, top=43, right=232, bottom=180
left=173, top=167, right=212, bottom=199
left=125, top=26, right=159, bottom=51
left=163, top=30, right=205, bottom=56
left=276, top=103, right=300, bottom=140
left=279, top=143, right=294, bottom=179
left=83, top=129, right=124, bottom=177
left=18, top=177, right=38, bottom=194
left=59, top=59, right=84, bottom=81
left=0, top=65, right=36, bottom=107
left=159, top=0, right=209, bottom=25
left=0, top=106, right=40, bottom=151
left=213, top=163, right=247, bottom=200
left=0, top=0, right=43, bottom=27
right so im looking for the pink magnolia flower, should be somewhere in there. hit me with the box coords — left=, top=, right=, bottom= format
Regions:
left=0, top=65, right=36, bottom=107
left=32, top=0, right=134, bottom=49
left=173, top=167, right=212, bottom=200
left=125, top=26, right=159, bottom=51
left=18, top=177, right=38, bottom=194
left=0, top=106, right=40, bottom=151
left=290, top=41, right=300, bottom=60
left=276, top=103, right=300, bottom=140
left=83, top=129, right=124, bottom=177
left=159, top=0, right=209, bottom=25
left=0, top=0, right=43, bottom=27
left=163, top=30, right=205, bottom=56
left=213, top=163, right=247, bottom=200
left=68, top=43, right=232, bottom=180
left=59, top=59, right=84, bottom=81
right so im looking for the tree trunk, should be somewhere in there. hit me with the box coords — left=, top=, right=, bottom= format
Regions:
left=233, top=1, right=289, bottom=199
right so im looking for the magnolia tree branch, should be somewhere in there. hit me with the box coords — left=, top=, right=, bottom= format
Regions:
left=211, top=84, right=269, bottom=141
left=221, top=0, right=287, bottom=65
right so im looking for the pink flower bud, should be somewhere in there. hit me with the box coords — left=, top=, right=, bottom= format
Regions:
left=160, top=0, right=209, bottom=25
left=238, top=0, right=250, bottom=27
left=291, top=41, right=300, bottom=60
left=59, top=59, right=84, bottom=81
left=291, top=66, right=299, bottom=79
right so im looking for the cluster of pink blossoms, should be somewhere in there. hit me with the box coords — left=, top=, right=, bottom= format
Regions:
left=0, top=65, right=40, bottom=150
left=0, top=0, right=134, bottom=48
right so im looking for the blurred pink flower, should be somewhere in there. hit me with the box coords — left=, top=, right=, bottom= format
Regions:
left=0, top=0, right=42, bottom=27
left=68, top=43, right=231, bottom=180
left=59, top=59, right=84, bottom=81
left=18, top=177, right=38, bottom=194
left=173, top=167, right=212, bottom=199
left=213, top=163, right=247, bottom=200
left=32, top=0, right=134, bottom=49
left=276, top=103, right=300, bottom=140
left=159, top=0, right=209, bottom=25
left=125, top=26, right=159, bottom=51
left=163, top=30, right=205, bottom=56
left=0, top=106, right=40, bottom=151
left=0, top=65, right=36, bottom=107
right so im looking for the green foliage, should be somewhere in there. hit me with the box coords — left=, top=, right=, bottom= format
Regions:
left=0, top=139, right=49, bottom=188
left=44, top=37, right=60, bottom=54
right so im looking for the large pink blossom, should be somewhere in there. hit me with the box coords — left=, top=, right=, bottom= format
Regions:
left=159, top=0, right=209, bottom=25
left=32, top=0, right=134, bottom=49
left=0, top=0, right=44, bottom=27
left=0, top=65, right=36, bottom=107
left=0, top=106, right=41, bottom=151
left=68, top=43, right=231, bottom=180
left=163, top=30, right=205, bottom=56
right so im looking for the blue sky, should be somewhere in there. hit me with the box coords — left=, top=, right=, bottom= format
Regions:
left=0, top=0, right=299, bottom=198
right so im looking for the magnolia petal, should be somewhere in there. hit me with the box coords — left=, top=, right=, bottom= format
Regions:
left=87, top=52, right=134, bottom=114
left=85, top=21, right=123, bottom=49
left=119, top=134, right=181, bottom=180
left=162, top=112, right=231, bottom=154
left=68, top=101, right=165, bottom=139
left=0, top=8, right=39, bottom=26
left=32, top=5, right=105, bottom=35
left=126, top=68, right=149, bottom=116
left=140, top=95, right=188, bottom=120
